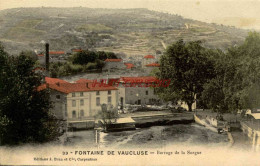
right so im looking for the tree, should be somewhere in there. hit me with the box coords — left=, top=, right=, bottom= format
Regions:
left=95, top=104, right=118, bottom=130
left=96, top=51, right=118, bottom=60
left=155, top=40, right=215, bottom=111
left=21, top=50, right=38, bottom=63
left=202, top=32, right=260, bottom=113
left=0, top=45, right=61, bottom=145
left=96, top=51, right=107, bottom=60
left=71, top=50, right=97, bottom=65
left=106, top=52, right=117, bottom=59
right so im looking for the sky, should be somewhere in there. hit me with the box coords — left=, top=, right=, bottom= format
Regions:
left=1, top=0, right=260, bottom=29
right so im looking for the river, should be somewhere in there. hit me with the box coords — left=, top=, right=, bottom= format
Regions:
left=65, top=123, right=229, bottom=149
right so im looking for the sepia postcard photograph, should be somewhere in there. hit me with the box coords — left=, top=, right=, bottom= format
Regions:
left=0, top=0, right=260, bottom=165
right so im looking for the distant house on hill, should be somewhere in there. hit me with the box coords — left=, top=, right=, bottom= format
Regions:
left=145, top=62, right=160, bottom=73
left=49, top=51, right=67, bottom=61
left=142, top=55, right=156, bottom=68
left=124, top=63, right=135, bottom=70
left=103, top=59, right=125, bottom=71
left=49, top=51, right=65, bottom=56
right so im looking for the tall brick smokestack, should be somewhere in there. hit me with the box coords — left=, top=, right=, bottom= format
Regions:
left=45, top=43, right=49, bottom=72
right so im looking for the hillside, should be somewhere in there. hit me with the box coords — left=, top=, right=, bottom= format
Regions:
left=0, top=7, right=249, bottom=55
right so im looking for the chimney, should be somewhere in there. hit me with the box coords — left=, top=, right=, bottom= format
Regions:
left=86, top=82, right=89, bottom=89
left=56, top=82, right=60, bottom=86
left=45, top=43, right=49, bottom=72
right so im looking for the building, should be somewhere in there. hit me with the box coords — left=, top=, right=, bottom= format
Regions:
left=145, top=63, right=160, bottom=73
left=142, top=55, right=156, bottom=68
left=103, top=59, right=125, bottom=71
left=39, top=77, right=119, bottom=122
left=49, top=51, right=67, bottom=61
left=241, top=109, right=260, bottom=151
left=117, top=76, right=162, bottom=106
left=124, top=63, right=135, bottom=70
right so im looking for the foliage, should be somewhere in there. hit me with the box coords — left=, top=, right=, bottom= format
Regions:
left=50, top=50, right=116, bottom=77
left=95, top=104, right=119, bottom=128
left=96, top=51, right=117, bottom=60
left=21, top=50, right=38, bottom=62
left=0, top=45, right=61, bottom=145
left=202, top=32, right=260, bottom=113
left=71, top=50, right=96, bottom=65
left=155, top=39, right=215, bottom=111
left=71, top=50, right=118, bottom=65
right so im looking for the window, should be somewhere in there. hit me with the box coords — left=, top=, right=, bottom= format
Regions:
left=96, top=91, right=100, bottom=95
left=80, top=110, right=84, bottom=117
left=146, top=90, right=148, bottom=95
left=72, top=111, right=76, bottom=118
left=72, top=100, right=76, bottom=107
left=72, top=93, right=75, bottom=97
left=96, top=97, right=100, bottom=106
left=108, top=90, right=111, bottom=95
left=80, top=92, right=84, bottom=96
left=80, top=99, right=84, bottom=106
left=108, top=96, right=112, bottom=103
left=56, top=95, right=60, bottom=99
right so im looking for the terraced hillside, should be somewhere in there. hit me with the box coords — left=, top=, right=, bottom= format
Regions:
left=0, top=7, right=249, bottom=55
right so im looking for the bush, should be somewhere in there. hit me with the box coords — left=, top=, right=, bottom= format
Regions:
left=85, top=62, right=97, bottom=70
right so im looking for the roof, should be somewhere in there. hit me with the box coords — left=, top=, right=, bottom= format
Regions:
left=119, top=76, right=158, bottom=83
left=39, top=77, right=117, bottom=93
left=108, top=78, right=120, bottom=86
left=115, top=117, right=135, bottom=123
left=105, top=59, right=122, bottom=62
left=37, top=54, right=44, bottom=57
left=144, top=55, right=155, bottom=59
left=49, top=51, right=65, bottom=55
left=124, top=63, right=134, bottom=69
left=145, top=63, right=160, bottom=67
left=76, top=78, right=94, bottom=83
left=45, top=77, right=69, bottom=84
left=250, top=113, right=260, bottom=120
left=101, top=117, right=136, bottom=124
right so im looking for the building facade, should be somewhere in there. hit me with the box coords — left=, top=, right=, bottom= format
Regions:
left=117, top=76, right=162, bottom=106
left=40, top=77, right=118, bottom=122
left=142, top=55, right=156, bottom=68
left=103, top=59, right=125, bottom=71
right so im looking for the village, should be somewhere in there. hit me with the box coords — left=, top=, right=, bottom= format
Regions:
left=36, top=43, right=195, bottom=130
left=33, top=42, right=260, bottom=152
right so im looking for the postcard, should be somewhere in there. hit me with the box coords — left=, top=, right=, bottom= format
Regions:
left=0, top=0, right=260, bottom=165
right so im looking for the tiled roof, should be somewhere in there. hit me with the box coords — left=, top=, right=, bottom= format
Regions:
left=45, top=77, right=69, bottom=84
left=49, top=51, right=65, bottom=55
left=105, top=59, right=122, bottom=62
left=76, top=78, right=94, bottom=83
left=37, top=54, right=44, bottom=57
left=145, top=63, right=160, bottom=67
left=108, top=78, right=120, bottom=86
left=124, top=63, right=134, bottom=69
left=119, top=76, right=158, bottom=83
left=39, top=77, right=117, bottom=93
left=144, top=55, right=155, bottom=59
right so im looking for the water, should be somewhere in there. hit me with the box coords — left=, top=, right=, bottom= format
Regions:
left=65, top=123, right=229, bottom=149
